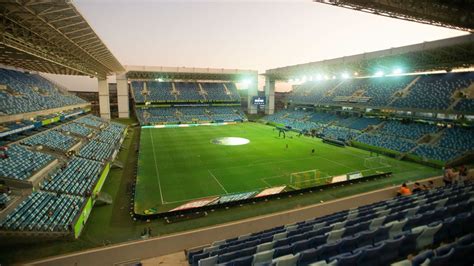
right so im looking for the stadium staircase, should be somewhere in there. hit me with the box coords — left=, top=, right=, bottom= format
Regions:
left=447, top=93, right=463, bottom=111
left=95, top=192, right=113, bottom=205
left=387, top=76, right=421, bottom=106
left=171, top=83, right=179, bottom=101
left=198, top=83, right=208, bottom=101
left=175, top=109, right=183, bottom=120
left=427, top=129, right=446, bottom=145
left=368, top=121, right=387, bottom=132
left=325, top=80, right=346, bottom=97
left=205, top=108, right=213, bottom=120
left=403, top=146, right=420, bottom=160
left=142, top=82, right=149, bottom=102
left=222, top=84, right=234, bottom=100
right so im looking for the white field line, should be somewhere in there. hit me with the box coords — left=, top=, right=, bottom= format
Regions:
left=162, top=167, right=432, bottom=205
left=149, top=129, right=165, bottom=204
left=208, top=155, right=325, bottom=172
left=208, top=169, right=229, bottom=194
left=260, top=178, right=272, bottom=187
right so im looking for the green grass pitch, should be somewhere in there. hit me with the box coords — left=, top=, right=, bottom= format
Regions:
left=134, top=122, right=438, bottom=213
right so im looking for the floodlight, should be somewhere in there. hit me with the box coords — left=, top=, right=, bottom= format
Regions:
left=157, top=78, right=164, bottom=82
left=332, top=75, right=336, bottom=80
left=324, top=75, right=329, bottom=80
left=242, top=79, right=251, bottom=85
left=392, top=68, right=403, bottom=75
left=353, top=72, right=359, bottom=76
left=316, top=74, right=323, bottom=81
left=374, top=71, right=384, bottom=77
left=341, top=73, right=350, bottom=79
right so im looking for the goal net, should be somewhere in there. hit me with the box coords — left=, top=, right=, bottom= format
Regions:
left=289, top=169, right=330, bottom=189
left=363, top=156, right=392, bottom=172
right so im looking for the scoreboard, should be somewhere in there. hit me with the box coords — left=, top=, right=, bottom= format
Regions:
left=252, top=96, right=266, bottom=105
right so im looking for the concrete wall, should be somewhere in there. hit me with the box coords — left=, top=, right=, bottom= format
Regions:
left=116, top=73, right=129, bottom=118
left=265, top=78, right=275, bottom=115
left=98, top=78, right=111, bottom=120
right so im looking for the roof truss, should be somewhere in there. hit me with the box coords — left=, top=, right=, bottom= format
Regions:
left=0, top=0, right=124, bottom=78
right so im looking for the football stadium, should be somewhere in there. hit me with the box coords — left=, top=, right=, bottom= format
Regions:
left=0, top=1, right=473, bottom=265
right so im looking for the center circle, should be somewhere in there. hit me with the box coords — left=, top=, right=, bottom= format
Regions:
left=211, top=137, right=250, bottom=146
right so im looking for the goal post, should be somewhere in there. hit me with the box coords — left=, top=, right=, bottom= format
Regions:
left=363, top=156, right=393, bottom=171
left=289, top=169, right=330, bottom=189
left=361, top=156, right=396, bottom=176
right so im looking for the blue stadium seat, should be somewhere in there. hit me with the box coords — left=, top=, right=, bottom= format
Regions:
left=430, top=247, right=454, bottom=266
left=330, top=250, right=361, bottom=265
left=378, top=235, right=404, bottom=265
left=355, top=243, right=384, bottom=266
left=411, top=250, right=434, bottom=266
left=0, top=68, right=86, bottom=115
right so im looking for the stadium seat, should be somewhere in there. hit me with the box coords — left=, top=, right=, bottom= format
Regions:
left=198, top=255, right=217, bottom=266
left=411, top=250, right=434, bottom=266
left=272, top=253, right=299, bottom=266
left=253, top=249, right=275, bottom=265
left=429, top=247, right=454, bottom=266
left=378, top=235, right=403, bottom=265
left=0, top=68, right=86, bottom=115
left=355, top=243, right=383, bottom=266
left=331, top=250, right=362, bottom=265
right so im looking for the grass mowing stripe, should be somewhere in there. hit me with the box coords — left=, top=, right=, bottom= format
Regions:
left=149, top=128, right=164, bottom=204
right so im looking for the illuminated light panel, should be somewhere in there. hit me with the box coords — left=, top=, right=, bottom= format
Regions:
left=374, top=71, right=384, bottom=77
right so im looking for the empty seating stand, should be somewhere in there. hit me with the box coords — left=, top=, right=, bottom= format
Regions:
left=41, top=157, right=102, bottom=196
left=76, top=116, right=104, bottom=129
left=288, top=72, right=474, bottom=113
left=0, top=191, right=84, bottom=233
left=376, top=121, right=438, bottom=141
left=22, top=130, right=78, bottom=152
left=0, top=144, right=54, bottom=181
left=0, top=68, right=86, bottom=115
left=56, top=122, right=93, bottom=137
left=78, top=121, right=125, bottom=162
left=0, top=115, right=127, bottom=236
left=136, top=106, right=246, bottom=125
left=188, top=182, right=474, bottom=266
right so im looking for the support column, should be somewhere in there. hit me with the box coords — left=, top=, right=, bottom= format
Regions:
left=247, top=74, right=258, bottom=115
left=265, top=78, right=275, bottom=115
left=116, top=72, right=130, bottom=118
left=98, top=78, right=111, bottom=120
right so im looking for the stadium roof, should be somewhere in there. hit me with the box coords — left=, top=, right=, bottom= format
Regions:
left=265, top=34, right=474, bottom=81
left=0, top=0, right=124, bottom=78
left=125, top=65, right=258, bottom=81
left=314, top=0, right=474, bottom=33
